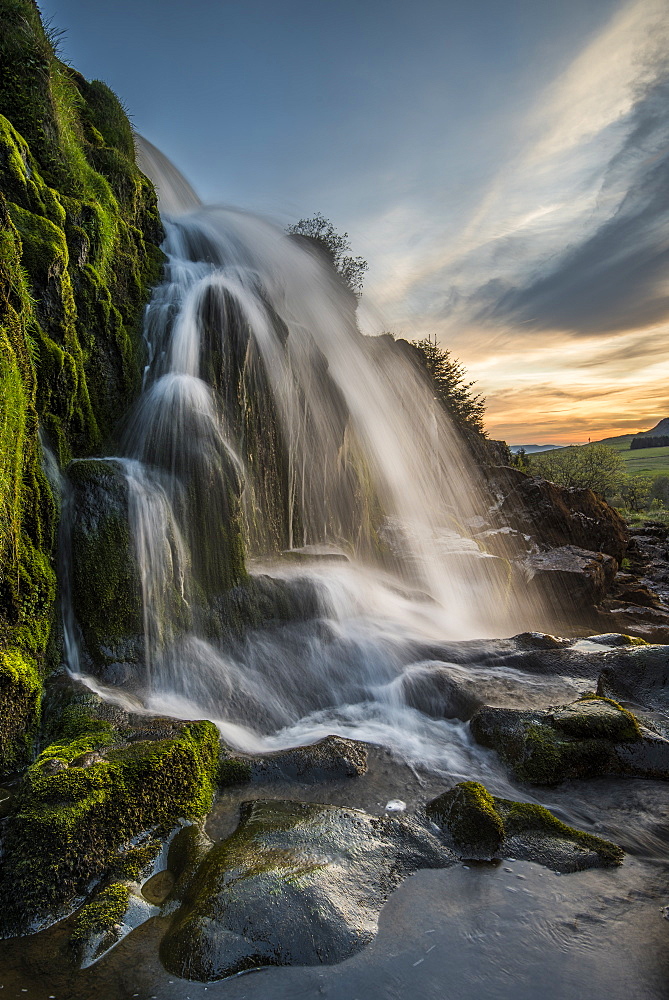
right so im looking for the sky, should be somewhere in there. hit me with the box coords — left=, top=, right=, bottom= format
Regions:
left=37, top=0, right=669, bottom=444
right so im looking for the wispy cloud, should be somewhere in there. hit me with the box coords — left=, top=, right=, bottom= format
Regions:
left=360, top=0, right=669, bottom=440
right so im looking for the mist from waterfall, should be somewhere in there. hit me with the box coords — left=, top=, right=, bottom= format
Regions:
left=64, top=139, right=546, bottom=777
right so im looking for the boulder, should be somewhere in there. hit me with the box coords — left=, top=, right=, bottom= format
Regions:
left=248, top=735, right=368, bottom=782
left=470, top=695, right=666, bottom=785
left=426, top=781, right=622, bottom=871
left=597, top=645, right=669, bottom=708
left=398, top=662, right=483, bottom=720
left=482, top=466, right=628, bottom=562
left=0, top=677, right=221, bottom=936
left=159, top=798, right=453, bottom=981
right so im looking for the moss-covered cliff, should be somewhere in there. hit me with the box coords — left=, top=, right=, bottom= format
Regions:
left=0, top=0, right=164, bottom=771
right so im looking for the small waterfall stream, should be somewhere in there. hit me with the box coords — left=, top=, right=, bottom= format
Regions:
left=62, top=142, right=545, bottom=778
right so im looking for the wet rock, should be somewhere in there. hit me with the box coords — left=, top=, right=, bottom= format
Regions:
left=551, top=699, right=640, bottom=741
left=427, top=782, right=504, bottom=859
left=514, top=632, right=571, bottom=650
left=470, top=695, right=664, bottom=785
left=426, top=781, right=623, bottom=871
left=597, top=645, right=669, bottom=708
left=0, top=786, right=15, bottom=818
left=398, top=663, right=483, bottom=720
left=67, top=459, right=146, bottom=683
left=159, top=798, right=453, bottom=982
left=614, top=729, right=669, bottom=779
left=0, top=677, right=222, bottom=936
left=141, top=869, right=175, bottom=905
left=523, top=546, right=618, bottom=609
left=584, top=633, right=648, bottom=648
left=249, top=735, right=368, bottom=782
left=70, top=879, right=158, bottom=969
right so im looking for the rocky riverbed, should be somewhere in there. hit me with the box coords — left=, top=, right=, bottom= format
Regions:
left=1, top=630, right=667, bottom=999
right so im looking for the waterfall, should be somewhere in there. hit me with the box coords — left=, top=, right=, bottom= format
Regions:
left=62, top=140, right=535, bottom=773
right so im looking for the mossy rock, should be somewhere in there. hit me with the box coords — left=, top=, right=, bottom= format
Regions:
left=159, top=799, right=453, bottom=982
left=426, top=781, right=504, bottom=859
left=551, top=695, right=640, bottom=741
left=470, top=695, right=661, bottom=785
left=0, top=646, right=42, bottom=775
left=67, top=458, right=144, bottom=675
left=0, top=0, right=164, bottom=672
left=427, top=782, right=623, bottom=870
left=0, top=701, right=221, bottom=935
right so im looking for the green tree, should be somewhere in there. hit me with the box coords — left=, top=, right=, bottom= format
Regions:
left=286, top=213, right=368, bottom=293
left=649, top=474, right=669, bottom=505
left=529, top=443, right=625, bottom=497
left=410, top=334, right=486, bottom=432
left=620, top=476, right=652, bottom=512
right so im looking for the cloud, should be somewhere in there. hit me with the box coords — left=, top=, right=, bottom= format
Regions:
left=481, top=71, right=669, bottom=334
left=364, top=0, right=669, bottom=348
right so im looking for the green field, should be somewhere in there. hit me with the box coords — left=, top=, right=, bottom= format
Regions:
left=596, top=434, right=669, bottom=477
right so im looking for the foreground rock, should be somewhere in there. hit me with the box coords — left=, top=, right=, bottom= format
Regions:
left=597, top=644, right=669, bottom=708
left=470, top=694, right=669, bottom=785
left=0, top=677, right=222, bottom=936
left=427, top=781, right=623, bottom=870
left=159, top=799, right=453, bottom=981
left=156, top=786, right=621, bottom=982
left=247, top=735, right=368, bottom=781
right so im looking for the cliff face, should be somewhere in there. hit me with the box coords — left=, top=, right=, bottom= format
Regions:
left=0, top=0, right=164, bottom=770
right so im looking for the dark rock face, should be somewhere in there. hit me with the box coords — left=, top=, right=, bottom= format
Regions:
left=159, top=799, right=454, bottom=981
left=470, top=694, right=668, bottom=785
left=523, top=545, right=618, bottom=609
left=67, top=459, right=145, bottom=681
left=248, top=735, right=368, bottom=782
left=482, top=466, right=629, bottom=563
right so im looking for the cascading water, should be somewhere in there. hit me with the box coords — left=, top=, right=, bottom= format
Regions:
left=63, top=139, right=550, bottom=780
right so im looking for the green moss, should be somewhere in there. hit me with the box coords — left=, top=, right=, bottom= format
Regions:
left=0, top=0, right=164, bottom=684
left=219, top=749, right=253, bottom=786
left=426, top=782, right=624, bottom=867
left=70, top=880, right=130, bottom=944
left=0, top=719, right=220, bottom=932
left=516, top=723, right=614, bottom=785
left=495, top=799, right=624, bottom=866
left=427, top=780, right=505, bottom=857
left=555, top=694, right=642, bottom=741
left=112, top=839, right=162, bottom=882
left=0, top=646, right=41, bottom=775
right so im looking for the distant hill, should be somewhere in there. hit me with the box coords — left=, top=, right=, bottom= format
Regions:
left=509, top=444, right=562, bottom=454
left=638, top=418, right=669, bottom=438
left=534, top=419, right=669, bottom=477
